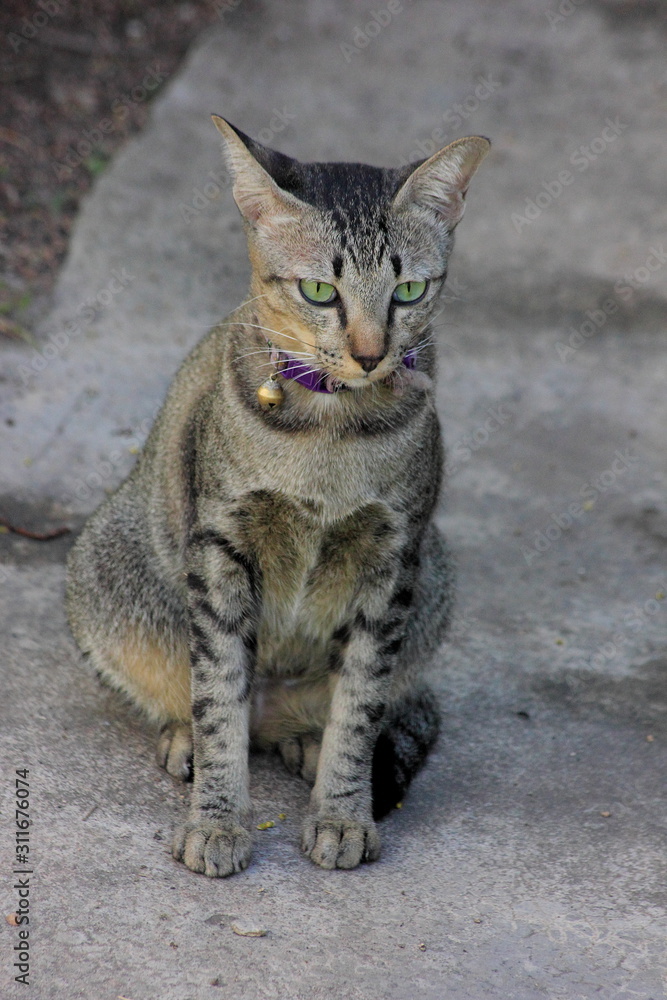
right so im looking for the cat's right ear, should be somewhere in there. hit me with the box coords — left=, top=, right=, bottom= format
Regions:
left=393, top=136, right=490, bottom=229
left=211, top=115, right=304, bottom=226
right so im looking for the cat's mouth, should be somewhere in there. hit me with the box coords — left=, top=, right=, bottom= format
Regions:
left=268, top=346, right=430, bottom=397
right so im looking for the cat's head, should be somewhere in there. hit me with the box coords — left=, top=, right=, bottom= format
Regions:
left=213, top=115, right=489, bottom=389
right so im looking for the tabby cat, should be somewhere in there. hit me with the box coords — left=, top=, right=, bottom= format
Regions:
left=66, top=116, right=489, bottom=876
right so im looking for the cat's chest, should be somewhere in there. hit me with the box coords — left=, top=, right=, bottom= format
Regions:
left=255, top=434, right=400, bottom=518
left=230, top=490, right=402, bottom=673
left=219, top=385, right=421, bottom=520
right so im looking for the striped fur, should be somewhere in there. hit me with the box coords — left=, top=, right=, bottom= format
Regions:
left=66, top=119, right=489, bottom=875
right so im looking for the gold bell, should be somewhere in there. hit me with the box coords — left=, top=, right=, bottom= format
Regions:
left=257, top=374, right=285, bottom=409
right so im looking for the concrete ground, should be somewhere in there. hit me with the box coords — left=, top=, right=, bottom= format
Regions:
left=1, top=1, right=666, bottom=997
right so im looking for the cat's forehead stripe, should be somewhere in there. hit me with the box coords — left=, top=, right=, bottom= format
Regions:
left=327, top=209, right=398, bottom=274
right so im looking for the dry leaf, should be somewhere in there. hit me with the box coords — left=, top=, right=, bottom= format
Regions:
left=231, top=921, right=267, bottom=938
left=0, top=316, right=34, bottom=344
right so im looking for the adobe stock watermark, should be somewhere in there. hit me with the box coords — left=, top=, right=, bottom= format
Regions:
left=521, top=448, right=639, bottom=565
left=445, top=402, right=515, bottom=478
left=401, top=75, right=501, bottom=163
left=614, top=243, right=667, bottom=302
left=585, top=584, right=666, bottom=672
left=511, top=117, right=627, bottom=234
left=556, top=244, right=667, bottom=362
left=17, top=268, right=134, bottom=384
left=212, top=0, right=243, bottom=16
left=11, top=767, right=32, bottom=986
left=7, top=0, right=67, bottom=53
left=60, top=406, right=159, bottom=506
left=545, top=0, right=588, bottom=29
left=441, top=276, right=469, bottom=305
left=339, top=0, right=404, bottom=63
left=52, top=64, right=166, bottom=180
left=512, top=900, right=654, bottom=970
left=179, top=107, right=296, bottom=224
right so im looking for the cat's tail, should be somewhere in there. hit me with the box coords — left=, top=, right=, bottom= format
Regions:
left=372, top=688, right=441, bottom=820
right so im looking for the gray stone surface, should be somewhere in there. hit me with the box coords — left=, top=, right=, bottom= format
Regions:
left=1, top=1, right=666, bottom=997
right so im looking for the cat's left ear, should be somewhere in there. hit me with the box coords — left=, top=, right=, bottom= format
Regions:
left=393, top=136, right=490, bottom=229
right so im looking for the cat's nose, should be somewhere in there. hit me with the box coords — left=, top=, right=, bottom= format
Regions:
left=352, top=353, right=385, bottom=373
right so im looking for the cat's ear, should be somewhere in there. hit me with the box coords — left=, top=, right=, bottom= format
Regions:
left=393, top=136, right=490, bottom=228
left=211, top=114, right=305, bottom=225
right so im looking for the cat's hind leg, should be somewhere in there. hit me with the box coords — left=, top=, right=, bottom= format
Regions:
left=157, top=721, right=193, bottom=781
left=271, top=685, right=440, bottom=812
left=277, top=733, right=322, bottom=784
left=372, top=687, right=440, bottom=819
left=251, top=675, right=332, bottom=782
left=273, top=688, right=440, bottom=810
left=366, top=521, right=451, bottom=817
left=66, top=484, right=193, bottom=742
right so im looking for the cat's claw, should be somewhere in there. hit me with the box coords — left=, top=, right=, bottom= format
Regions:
left=172, top=821, right=252, bottom=877
left=156, top=722, right=193, bottom=781
left=301, top=814, right=381, bottom=870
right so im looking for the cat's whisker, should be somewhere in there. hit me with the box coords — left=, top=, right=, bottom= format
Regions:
left=232, top=349, right=272, bottom=363
left=429, top=317, right=465, bottom=331
left=411, top=341, right=435, bottom=356
left=427, top=331, right=467, bottom=354
left=233, top=348, right=317, bottom=365
left=273, top=350, right=318, bottom=358
left=266, top=357, right=320, bottom=366
left=253, top=353, right=321, bottom=371
left=253, top=359, right=318, bottom=373
left=215, top=294, right=271, bottom=321
left=238, top=322, right=317, bottom=351
left=238, top=292, right=270, bottom=309
left=427, top=321, right=466, bottom=342
left=414, top=331, right=438, bottom=346
left=290, top=365, right=325, bottom=379
left=220, top=318, right=293, bottom=339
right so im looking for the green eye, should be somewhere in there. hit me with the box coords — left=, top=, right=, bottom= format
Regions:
left=392, top=280, right=428, bottom=304
left=299, top=279, right=338, bottom=305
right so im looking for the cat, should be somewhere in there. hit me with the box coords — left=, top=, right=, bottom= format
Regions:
left=66, top=116, right=489, bottom=876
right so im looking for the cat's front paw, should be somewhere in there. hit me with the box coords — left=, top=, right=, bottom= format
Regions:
left=301, top=814, right=381, bottom=870
left=172, top=820, right=252, bottom=877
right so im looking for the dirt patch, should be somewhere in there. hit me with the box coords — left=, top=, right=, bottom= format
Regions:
left=0, top=0, right=233, bottom=337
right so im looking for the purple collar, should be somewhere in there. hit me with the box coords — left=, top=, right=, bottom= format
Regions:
left=272, top=347, right=417, bottom=394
